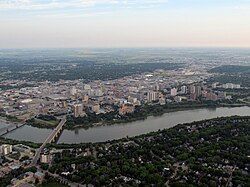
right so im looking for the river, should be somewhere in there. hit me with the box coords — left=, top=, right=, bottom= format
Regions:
left=1, top=106, right=249, bottom=144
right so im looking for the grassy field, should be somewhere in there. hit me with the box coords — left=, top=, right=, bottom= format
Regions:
left=35, top=119, right=58, bottom=126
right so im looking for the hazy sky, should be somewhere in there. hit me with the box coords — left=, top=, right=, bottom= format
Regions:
left=1, top=0, right=250, bottom=48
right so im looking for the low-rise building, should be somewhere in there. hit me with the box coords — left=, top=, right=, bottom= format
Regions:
left=119, top=104, right=135, bottom=115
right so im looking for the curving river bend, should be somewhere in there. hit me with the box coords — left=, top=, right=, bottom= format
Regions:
left=1, top=106, right=249, bottom=144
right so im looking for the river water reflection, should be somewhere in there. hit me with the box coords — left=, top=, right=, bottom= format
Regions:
left=2, top=107, right=250, bottom=144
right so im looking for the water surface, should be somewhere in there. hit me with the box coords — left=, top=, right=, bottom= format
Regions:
left=3, top=107, right=250, bottom=144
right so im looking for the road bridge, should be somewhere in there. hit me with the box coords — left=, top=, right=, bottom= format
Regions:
left=31, top=117, right=66, bottom=165
left=0, top=123, right=25, bottom=136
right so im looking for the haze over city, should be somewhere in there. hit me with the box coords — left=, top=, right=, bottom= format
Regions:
left=1, top=0, right=250, bottom=48
left=0, top=1, right=250, bottom=187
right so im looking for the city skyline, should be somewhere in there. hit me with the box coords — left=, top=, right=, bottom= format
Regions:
left=1, top=0, right=250, bottom=48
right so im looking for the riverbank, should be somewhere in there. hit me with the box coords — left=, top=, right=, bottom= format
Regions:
left=1, top=100, right=248, bottom=131
left=2, top=115, right=249, bottom=149
left=50, top=115, right=250, bottom=148
left=26, top=118, right=59, bottom=129
left=30, top=101, right=249, bottom=130
left=0, top=114, right=22, bottom=124
left=3, top=106, right=249, bottom=144
left=0, top=136, right=41, bottom=148
left=47, top=116, right=250, bottom=186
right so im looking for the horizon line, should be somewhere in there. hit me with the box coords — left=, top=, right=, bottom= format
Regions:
left=1, top=46, right=250, bottom=50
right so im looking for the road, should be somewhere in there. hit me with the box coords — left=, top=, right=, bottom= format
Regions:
left=31, top=116, right=66, bottom=165
left=0, top=123, right=25, bottom=136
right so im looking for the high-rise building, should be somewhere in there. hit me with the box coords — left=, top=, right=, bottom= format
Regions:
left=73, top=104, right=84, bottom=117
left=91, top=104, right=100, bottom=114
left=195, top=86, right=202, bottom=97
left=147, top=91, right=157, bottom=102
left=40, top=153, right=52, bottom=164
left=1, top=144, right=12, bottom=155
left=82, top=95, right=89, bottom=103
left=181, top=85, right=187, bottom=94
left=170, top=88, right=177, bottom=96
left=92, top=104, right=100, bottom=114
left=70, top=86, right=77, bottom=96
left=62, top=101, right=67, bottom=108
left=189, top=85, right=196, bottom=94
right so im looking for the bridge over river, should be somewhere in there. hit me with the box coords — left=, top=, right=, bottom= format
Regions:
left=0, top=122, right=25, bottom=136
left=31, top=117, right=66, bottom=165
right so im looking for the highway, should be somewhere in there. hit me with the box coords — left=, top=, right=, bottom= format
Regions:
left=31, top=116, right=66, bottom=165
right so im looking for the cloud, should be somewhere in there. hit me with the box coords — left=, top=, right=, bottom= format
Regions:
left=0, top=0, right=168, bottom=10
left=0, top=0, right=114, bottom=10
left=0, top=0, right=95, bottom=10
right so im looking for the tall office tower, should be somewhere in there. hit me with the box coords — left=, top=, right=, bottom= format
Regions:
left=73, top=104, right=84, bottom=117
left=92, top=104, right=100, bottom=114
left=1, top=144, right=13, bottom=155
left=147, top=91, right=157, bottom=102
left=195, top=86, right=202, bottom=96
left=82, top=95, right=89, bottom=103
left=189, top=85, right=196, bottom=94
left=62, top=101, right=68, bottom=108
left=181, top=85, right=187, bottom=94
left=70, top=86, right=77, bottom=96
left=170, top=88, right=177, bottom=96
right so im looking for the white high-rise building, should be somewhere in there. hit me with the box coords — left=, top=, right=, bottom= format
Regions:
left=189, top=85, right=196, bottom=94
left=73, top=104, right=84, bottom=117
left=1, top=144, right=12, bottom=155
left=181, top=85, right=187, bottom=94
left=147, top=91, right=157, bottom=102
left=70, top=86, right=77, bottom=96
left=170, top=88, right=177, bottom=96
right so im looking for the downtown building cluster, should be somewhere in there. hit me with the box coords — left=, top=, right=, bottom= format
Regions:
left=0, top=68, right=232, bottom=121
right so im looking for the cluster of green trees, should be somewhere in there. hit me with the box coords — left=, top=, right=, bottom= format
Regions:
left=0, top=167, right=37, bottom=187
left=3, top=62, right=182, bottom=82
left=0, top=113, right=21, bottom=123
left=209, top=65, right=250, bottom=74
left=47, top=116, right=250, bottom=186
left=0, top=136, right=41, bottom=149
left=36, top=114, right=57, bottom=121
left=209, top=65, right=250, bottom=87
left=0, top=83, right=35, bottom=91
left=26, top=115, right=59, bottom=129
left=209, top=74, right=250, bottom=88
